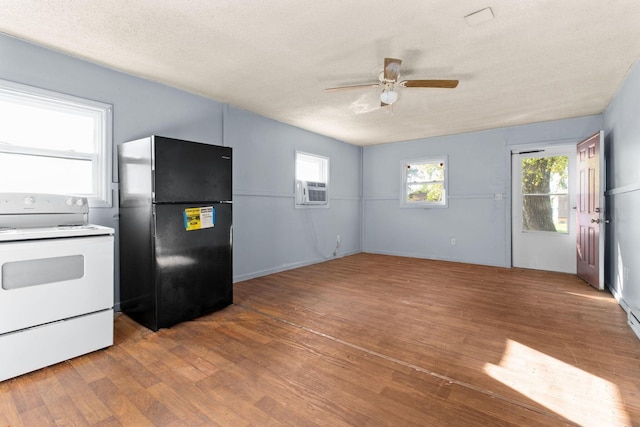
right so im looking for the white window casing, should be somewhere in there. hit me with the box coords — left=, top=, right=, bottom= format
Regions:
left=0, top=79, right=113, bottom=207
left=401, top=155, right=448, bottom=208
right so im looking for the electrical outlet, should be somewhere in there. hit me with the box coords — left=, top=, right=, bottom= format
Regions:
left=337, top=234, right=341, bottom=244
left=450, top=237, right=456, bottom=245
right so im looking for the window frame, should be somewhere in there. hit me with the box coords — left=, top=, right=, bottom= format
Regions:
left=400, top=155, right=448, bottom=208
left=294, top=151, right=329, bottom=208
left=0, top=79, right=113, bottom=207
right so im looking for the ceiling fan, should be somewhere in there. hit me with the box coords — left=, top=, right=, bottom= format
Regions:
left=325, top=57, right=458, bottom=107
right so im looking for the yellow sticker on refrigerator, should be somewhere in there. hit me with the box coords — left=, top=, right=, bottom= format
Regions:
left=183, top=206, right=215, bottom=231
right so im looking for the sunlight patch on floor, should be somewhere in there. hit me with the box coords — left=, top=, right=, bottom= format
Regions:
left=563, top=292, right=617, bottom=303
left=484, top=339, right=630, bottom=426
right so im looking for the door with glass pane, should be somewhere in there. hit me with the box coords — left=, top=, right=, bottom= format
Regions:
left=512, top=146, right=576, bottom=273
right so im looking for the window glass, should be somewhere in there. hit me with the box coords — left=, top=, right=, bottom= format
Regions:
left=296, top=152, right=327, bottom=183
left=402, top=156, right=448, bottom=207
left=521, top=155, right=569, bottom=233
left=295, top=151, right=329, bottom=206
left=0, top=153, right=93, bottom=194
left=0, top=80, right=112, bottom=206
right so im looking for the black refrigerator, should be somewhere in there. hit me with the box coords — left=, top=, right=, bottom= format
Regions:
left=118, top=135, right=232, bottom=331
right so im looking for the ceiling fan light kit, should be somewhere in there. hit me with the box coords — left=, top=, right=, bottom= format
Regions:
left=380, top=89, right=398, bottom=105
left=325, top=57, right=459, bottom=108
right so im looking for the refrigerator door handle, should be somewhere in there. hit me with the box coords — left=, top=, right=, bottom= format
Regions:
left=152, top=204, right=157, bottom=238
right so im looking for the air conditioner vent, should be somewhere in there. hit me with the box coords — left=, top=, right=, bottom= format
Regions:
left=296, top=180, right=327, bottom=205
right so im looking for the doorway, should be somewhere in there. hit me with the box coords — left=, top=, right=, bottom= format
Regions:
left=512, top=146, right=577, bottom=273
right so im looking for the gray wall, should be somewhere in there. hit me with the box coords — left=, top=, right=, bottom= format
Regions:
left=0, top=33, right=362, bottom=308
left=363, top=115, right=602, bottom=267
left=225, top=106, right=362, bottom=281
left=603, top=58, right=640, bottom=315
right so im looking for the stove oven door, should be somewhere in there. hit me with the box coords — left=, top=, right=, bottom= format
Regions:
left=0, top=235, right=114, bottom=335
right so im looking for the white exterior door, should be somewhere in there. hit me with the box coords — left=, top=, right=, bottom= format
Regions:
left=512, top=146, right=576, bottom=273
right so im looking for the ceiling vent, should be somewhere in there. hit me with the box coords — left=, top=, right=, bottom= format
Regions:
left=465, top=7, right=494, bottom=26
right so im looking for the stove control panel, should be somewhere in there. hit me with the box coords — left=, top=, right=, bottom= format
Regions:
left=0, top=193, right=89, bottom=215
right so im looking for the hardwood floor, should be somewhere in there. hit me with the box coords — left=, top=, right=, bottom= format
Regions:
left=1, top=253, right=639, bottom=426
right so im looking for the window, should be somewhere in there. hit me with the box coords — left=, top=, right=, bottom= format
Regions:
left=520, top=154, right=569, bottom=233
left=401, top=156, right=448, bottom=208
left=0, top=79, right=113, bottom=207
left=295, top=151, right=329, bottom=206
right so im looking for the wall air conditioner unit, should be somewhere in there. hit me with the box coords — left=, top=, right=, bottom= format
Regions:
left=629, top=308, right=640, bottom=341
left=296, top=180, right=327, bottom=205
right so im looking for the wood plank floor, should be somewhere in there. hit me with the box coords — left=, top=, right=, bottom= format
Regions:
left=1, top=253, right=639, bottom=426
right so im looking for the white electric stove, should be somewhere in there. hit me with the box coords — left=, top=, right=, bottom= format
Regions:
left=0, top=193, right=114, bottom=382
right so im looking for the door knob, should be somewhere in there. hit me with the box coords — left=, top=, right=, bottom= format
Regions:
left=591, top=218, right=601, bottom=224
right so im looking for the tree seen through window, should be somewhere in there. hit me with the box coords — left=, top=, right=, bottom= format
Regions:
left=521, top=155, right=568, bottom=232
left=406, top=161, right=445, bottom=203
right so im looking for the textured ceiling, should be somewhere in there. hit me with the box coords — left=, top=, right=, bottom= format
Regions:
left=1, top=1, right=640, bottom=146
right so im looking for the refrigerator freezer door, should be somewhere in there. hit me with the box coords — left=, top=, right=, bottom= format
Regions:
left=153, top=202, right=232, bottom=330
left=153, top=136, right=232, bottom=203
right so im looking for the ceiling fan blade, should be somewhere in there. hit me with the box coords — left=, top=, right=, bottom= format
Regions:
left=400, top=79, right=459, bottom=89
left=324, top=83, right=380, bottom=92
left=384, top=58, right=402, bottom=81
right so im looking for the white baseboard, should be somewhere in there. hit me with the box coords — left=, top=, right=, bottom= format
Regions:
left=629, top=310, right=640, bottom=342
left=605, top=283, right=639, bottom=341
left=233, top=250, right=361, bottom=283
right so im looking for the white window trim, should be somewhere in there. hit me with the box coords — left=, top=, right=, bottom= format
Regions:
left=0, top=79, right=113, bottom=207
left=295, top=151, right=329, bottom=208
left=400, top=155, right=448, bottom=208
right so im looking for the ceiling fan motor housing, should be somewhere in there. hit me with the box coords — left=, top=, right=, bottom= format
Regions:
left=324, top=57, right=459, bottom=107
